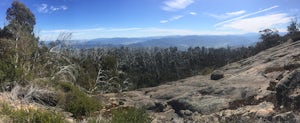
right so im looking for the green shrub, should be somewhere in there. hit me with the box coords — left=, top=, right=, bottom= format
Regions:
left=0, top=60, right=16, bottom=83
left=0, top=102, right=12, bottom=114
left=0, top=102, right=65, bottom=123
left=57, top=82, right=101, bottom=118
left=111, top=107, right=151, bottom=123
left=200, top=67, right=214, bottom=75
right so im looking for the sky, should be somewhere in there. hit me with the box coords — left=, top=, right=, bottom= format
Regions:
left=0, top=0, right=299, bottom=40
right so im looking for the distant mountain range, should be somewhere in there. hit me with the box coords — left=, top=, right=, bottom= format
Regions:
left=61, top=34, right=260, bottom=50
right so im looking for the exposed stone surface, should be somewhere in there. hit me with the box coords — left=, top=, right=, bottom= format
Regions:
left=99, top=40, right=300, bottom=122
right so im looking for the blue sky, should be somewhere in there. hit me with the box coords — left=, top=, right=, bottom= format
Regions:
left=0, top=0, right=299, bottom=40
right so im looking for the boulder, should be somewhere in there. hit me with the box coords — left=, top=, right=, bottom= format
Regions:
left=275, top=69, right=300, bottom=110
left=211, top=70, right=224, bottom=80
left=168, top=96, right=229, bottom=115
left=179, top=110, right=193, bottom=117
left=147, top=102, right=167, bottom=112
left=273, top=111, right=300, bottom=123
left=151, top=109, right=183, bottom=123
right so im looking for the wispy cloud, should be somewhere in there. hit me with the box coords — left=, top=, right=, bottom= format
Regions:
left=170, top=15, right=184, bottom=21
left=108, top=28, right=142, bottom=32
left=189, top=12, right=197, bottom=16
left=160, top=11, right=197, bottom=24
left=206, top=10, right=246, bottom=20
left=218, top=13, right=291, bottom=33
left=215, top=5, right=279, bottom=27
left=162, top=0, right=194, bottom=11
left=226, top=10, right=246, bottom=16
left=160, top=20, right=169, bottom=24
left=213, top=5, right=291, bottom=33
left=160, top=15, right=184, bottom=23
left=50, top=5, right=68, bottom=11
left=37, top=4, right=48, bottom=13
left=139, top=28, right=235, bottom=35
left=37, top=3, right=68, bottom=13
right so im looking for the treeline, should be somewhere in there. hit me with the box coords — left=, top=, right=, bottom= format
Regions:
left=66, top=46, right=250, bottom=90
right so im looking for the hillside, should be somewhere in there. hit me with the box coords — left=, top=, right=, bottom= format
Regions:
left=0, top=38, right=299, bottom=122
left=98, top=39, right=300, bottom=123
left=129, top=35, right=259, bottom=49
left=68, top=34, right=259, bottom=49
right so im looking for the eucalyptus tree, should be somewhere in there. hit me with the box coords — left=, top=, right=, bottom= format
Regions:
left=5, top=1, right=38, bottom=81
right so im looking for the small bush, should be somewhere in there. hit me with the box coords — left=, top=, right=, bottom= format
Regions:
left=57, top=82, right=101, bottom=118
left=111, top=107, right=151, bottom=123
left=0, top=102, right=65, bottom=123
left=200, top=67, right=214, bottom=75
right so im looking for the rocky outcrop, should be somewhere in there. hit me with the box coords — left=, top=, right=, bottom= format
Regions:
left=273, top=111, right=300, bottom=123
left=211, top=70, right=224, bottom=80
left=99, top=40, right=300, bottom=122
left=275, top=69, right=300, bottom=110
left=168, top=95, right=229, bottom=115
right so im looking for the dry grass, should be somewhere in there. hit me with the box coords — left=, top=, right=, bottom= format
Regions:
left=0, top=101, right=65, bottom=123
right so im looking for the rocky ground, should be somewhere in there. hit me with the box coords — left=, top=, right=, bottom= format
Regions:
left=99, top=40, right=300, bottom=123
left=1, top=40, right=300, bottom=123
